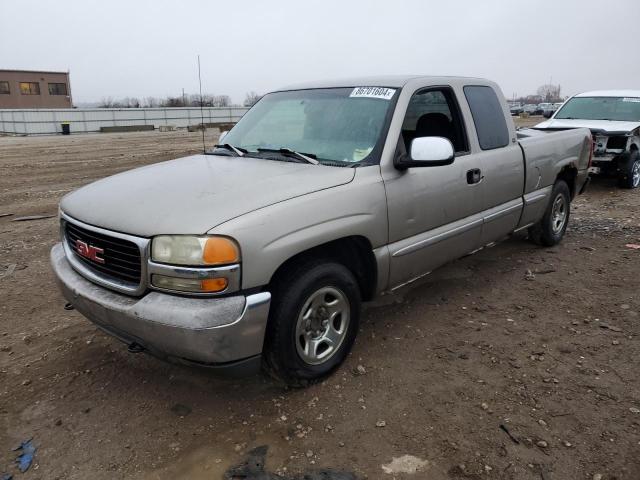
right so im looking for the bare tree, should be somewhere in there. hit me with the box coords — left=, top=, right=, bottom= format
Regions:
left=162, top=96, right=186, bottom=107
left=98, top=96, right=115, bottom=108
left=118, top=97, right=141, bottom=108
left=97, top=93, right=235, bottom=108
left=536, top=84, right=562, bottom=103
left=143, top=97, right=159, bottom=108
left=212, top=95, right=231, bottom=107
left=243, top=91, right=262, bottom=107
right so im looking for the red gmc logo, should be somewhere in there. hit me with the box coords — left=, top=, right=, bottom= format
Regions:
left=75, top=239, right=105, bottom=264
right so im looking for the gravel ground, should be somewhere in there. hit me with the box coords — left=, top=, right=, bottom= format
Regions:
left=1, top=126, right=639, bottom=480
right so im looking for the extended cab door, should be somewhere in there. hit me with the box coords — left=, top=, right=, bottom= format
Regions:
left=382, top=85, right=485, bottom=289
left=462, top=85, right=525, bottom=244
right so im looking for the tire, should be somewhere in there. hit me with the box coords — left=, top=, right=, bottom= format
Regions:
left=528, top=180, right=571, bottom=247
left=617, top=150, right=640, bottom=189
left=262, top=260, right=361, bottom=387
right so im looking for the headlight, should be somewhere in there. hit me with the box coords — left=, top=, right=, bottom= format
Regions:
left=151, top=235, right=240, bottom=266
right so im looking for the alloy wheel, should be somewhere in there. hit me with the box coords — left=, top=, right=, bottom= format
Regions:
left=294, top=286, right=350, bottom=365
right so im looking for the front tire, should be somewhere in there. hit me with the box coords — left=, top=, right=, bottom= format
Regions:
left=263, top=261, right=361, bottom=387
left=529, top=180, right=571, bottom=246
left=618, top=150, right=640, bottom=189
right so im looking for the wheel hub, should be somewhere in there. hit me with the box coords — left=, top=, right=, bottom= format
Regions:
left=551, top=193, right=567, bottom=234
left=305, top=306, right=330, bottom=337
left=295, top=286, right=350, bottom=365
left=632, top=160, right=640, bottom=187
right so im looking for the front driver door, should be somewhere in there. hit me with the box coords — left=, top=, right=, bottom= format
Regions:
left=383, top=86, right=484, bottom=289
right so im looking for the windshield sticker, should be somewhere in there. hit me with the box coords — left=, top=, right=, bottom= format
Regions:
left=622, top=97, right=640, bottom=103
left=350, top=87, right=396, bottom=100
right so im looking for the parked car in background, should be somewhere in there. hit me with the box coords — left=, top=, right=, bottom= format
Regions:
left=523, top=104, right=541, bottom=115
left=509, top=102, right=524, bottom=115
left=537, top=90, right=640, bottom=188
left=541, top=103, right=558, bottom=118
left=51, top=76, right=592, bottom=386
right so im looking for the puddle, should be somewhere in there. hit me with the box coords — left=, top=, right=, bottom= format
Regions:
left=140, top=441, right=356, bottom=480
left=140, top=443, right=231, bottom=480
left=225, top=445, right=356, bottom=480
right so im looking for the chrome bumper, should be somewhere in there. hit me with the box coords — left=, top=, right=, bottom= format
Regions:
left=50, top=243, right=271, bottom=370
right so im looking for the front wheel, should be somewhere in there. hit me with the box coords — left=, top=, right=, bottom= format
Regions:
left=618, top=151, right=640, bottom=189
left=528, top=180, right=571, bottom=247
left=262, top=261, right=361, bottom=387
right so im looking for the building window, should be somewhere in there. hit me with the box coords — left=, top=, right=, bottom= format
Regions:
left=0, top=81, right=9, bottom=94
left=48, top=83, right=68, bottom=96
left=20, top=82, right=41, bottom=95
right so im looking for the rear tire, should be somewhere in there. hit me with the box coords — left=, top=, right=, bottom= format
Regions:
left=618, top=150, right=640, bottom=189
left=529, top=180, right=571, bottom=247
left=262, top=260, right=361, bottom=387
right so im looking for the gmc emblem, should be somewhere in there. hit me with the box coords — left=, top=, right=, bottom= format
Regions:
left=75, top=239, right=105, bottom=264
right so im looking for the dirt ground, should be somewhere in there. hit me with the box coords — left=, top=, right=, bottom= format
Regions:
left=1, top=123, right=639, bottom=480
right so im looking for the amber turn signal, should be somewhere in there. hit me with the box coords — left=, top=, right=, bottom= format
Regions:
left=203, top=237, right=240, bottom=265
left=152, top=274, right=228, bottom=293
left=200, top=277, right=228, bottom=292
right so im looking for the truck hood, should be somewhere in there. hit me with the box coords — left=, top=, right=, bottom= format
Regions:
left=536, top=118, right=640, bottom=134
left=61, top=154, right=355, bottom=237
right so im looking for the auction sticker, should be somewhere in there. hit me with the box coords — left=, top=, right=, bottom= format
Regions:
left=350, top=87, right=396, bottom=100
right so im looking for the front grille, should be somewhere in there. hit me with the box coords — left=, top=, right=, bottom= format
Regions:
left=64, top=220, right=142, bottom=286
left=606, top=136, right=627, bottom=150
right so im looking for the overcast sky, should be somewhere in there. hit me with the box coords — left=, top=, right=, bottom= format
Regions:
left=1, top=0, right=639, bottom=104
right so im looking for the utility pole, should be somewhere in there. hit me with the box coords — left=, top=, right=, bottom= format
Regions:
left=182, top=88, right=186, bottom=107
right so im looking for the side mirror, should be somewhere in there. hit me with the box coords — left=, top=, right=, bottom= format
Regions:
left=396, top=136, right=455, bottom=169
left=218, top=130, right=228, bottom=143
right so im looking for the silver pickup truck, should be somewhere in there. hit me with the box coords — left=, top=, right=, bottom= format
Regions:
left=51, top=76, right=592, bottom=386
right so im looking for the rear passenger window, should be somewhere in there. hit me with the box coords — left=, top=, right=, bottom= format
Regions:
left=463, top=86, right=510, bottom=150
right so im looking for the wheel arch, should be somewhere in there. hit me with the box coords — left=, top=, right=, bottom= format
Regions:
left=556, top=164, right=578, bottom=199
left=268, top=235, right=378, bottom=302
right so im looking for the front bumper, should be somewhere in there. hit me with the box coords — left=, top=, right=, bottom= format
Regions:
left=592, top=154, right=617, bottom=165
left=51, top=243, right=271, bottom=373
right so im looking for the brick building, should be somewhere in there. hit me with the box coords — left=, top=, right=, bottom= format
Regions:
left=0, top=69, right=72, bottom=108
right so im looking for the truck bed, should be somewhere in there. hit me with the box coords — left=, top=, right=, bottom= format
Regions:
left=517, top=127, right=592, bottom=196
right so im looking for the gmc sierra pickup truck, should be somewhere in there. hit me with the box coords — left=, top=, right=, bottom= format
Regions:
left=51, top=76, right=592, bottom=386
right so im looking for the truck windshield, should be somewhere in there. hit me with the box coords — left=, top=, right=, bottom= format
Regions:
left=555, top=96, right=640, bottom=122
left=217, top=87, right=397, bottom=165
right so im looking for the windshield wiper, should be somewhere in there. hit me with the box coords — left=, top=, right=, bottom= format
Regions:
left=257, top=148, right=319, bottom=165
left=212, top=143, right=247, bottom=156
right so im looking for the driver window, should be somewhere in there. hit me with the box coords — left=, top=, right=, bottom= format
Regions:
left=401, top=88, right=468, bottom=154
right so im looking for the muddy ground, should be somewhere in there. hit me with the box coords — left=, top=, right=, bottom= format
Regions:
left=0, top=124, right=639, bottom=480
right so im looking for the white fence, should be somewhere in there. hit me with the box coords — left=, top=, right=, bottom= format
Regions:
left=0, top=106, right=249, bottom=135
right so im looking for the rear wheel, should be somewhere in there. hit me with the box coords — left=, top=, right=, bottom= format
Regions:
left=529, top=180, right=571, bottom=247
left=263, top=260, right=361, bottom=387
left=618, top=150, right=640, bottom=189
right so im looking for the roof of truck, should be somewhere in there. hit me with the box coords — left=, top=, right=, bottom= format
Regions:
left=276, top=75, right=488, bottom=91
left=575, top=90, right=640, bottom=98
